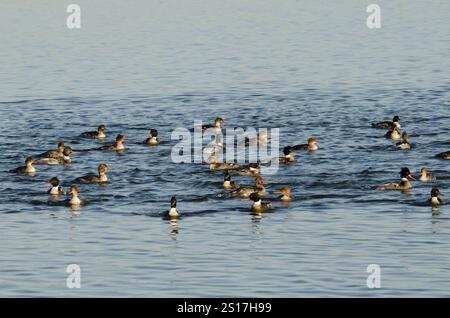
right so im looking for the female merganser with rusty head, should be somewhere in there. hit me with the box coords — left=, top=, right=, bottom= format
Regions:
left=73, top=163, right=109, bottom=184
left=82, top=125, right=106, bottom=139
left=273, top=146, right=295, bottom=164
left=420, top=167, right=436, bottom=182
left=249, top=192, right=273, bottom=212
left=145, top=129, right=159, bottom=145
left=12, top=157, right=36, bottom=174
left=396, top=131, right=411, bottom=150
left=429, top=187, right=443, bottom=207
left=202, top=117, right=224, bottom=133
left=99, top=134, right=126, bottom=151
left=385, top=126, right=401, bottom=140
left=37, top=141, right=65, bottom=159
left=166, top=196, right=179, bottom=218
left=223, top=171, right=240, bottom=190
left=68, top=185, right=85, bottom=206
left=231, top=176, right=266, bottom=198
left=372, top=167, right=416, bottom=191
left=291, top=138, right=318, bottom=151
left=209, top=156, right=238, bottom=171
left=48, top=177, right=66, bottom=195
left=372, top=116, right=400, bottom=129
left=273, top=186, right=292, bottom=201
left=436, top=150, right=450, bottom=160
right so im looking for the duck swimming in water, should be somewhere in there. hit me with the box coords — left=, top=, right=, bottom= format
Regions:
left=231, top=176, right=266, bottom=198
left=12, top=157, right=36, bottom=174
left=429, top=187, right=443, bottom=207
left=166, top=196, right=179, bottom=218
left=67, top=185, right=85, bottom=207
left=223, top=171, right=239, bottom=190
left=37, top=142, right=65, bottom=159
left=73, top=163, right=109, bottom=184
left=273, top=146, right=295, bottom=164
left=273, top=186, right=292, bottom=201
left=201, top=117, right=224, bottom=133
left=372, top=116, right=401, bottom=129
left=436, top=150, right=450, bottom=160
left=145, top=129, right=159, bottom=145
left=419, top=167, right=436, bottom=182
left=249, top=192, right=273, bottom=212
left=47, top=177, right=66, bottom=195
left=291, top=138, right=318, bottom=151
left=203, top=134, right=223, bottom=156
left=396, top=132, right=411, bottom=150
left=82, top=125, right=106, bottom=139
left=209, top=156, right=238, bottom=171
left=229, top=162, right=260, bottom=176
left=35, top=147, right=74, bottom=165
left=98, top=134, right=126, bottom=151
left=385, top=126, right=401, bottom=140
left=373, top=167, right=416, bottom=191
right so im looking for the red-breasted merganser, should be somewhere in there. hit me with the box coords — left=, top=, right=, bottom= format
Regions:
left=68, top=185, right=85, bottom=206
left=273, top=186, right=292, bottom=201
left=420, top=167, right=436, bottom=182
left=202, top=117, right=224, bottom=133
left=209, top=156, right=238, bottom=171
left=429, top=187, right=443, bottom=207
left=166, top=196, right=179, bottom=218
left=98, top=134, right=126, bottom=151
left=249, top=192, right=273, bottom=212
left=37, top=141, right=65, bottom=159
left=291, top=138, right=318, bottom=151
left=223, top=171, right=239, bottom=190
left=372, top=167, right=416, bottom=190
left=48, top=177, right=66, bottom=195
left=82, top=125, right=106, bottom=139
left=145, top=129, right=159, bottom=145
left=372, top=116, right=401, bottom=129
left=229, top=162, right=260, bottom=176
left=204, top=134, right=223, bottom=156
left=241, top=131, right=269, bottom=147
left=35, top=147, right=74, bottom=165
left=73, top=163, right=109, bottom=184
left=13, top=157, right=36, bottom=174
left=396, top=132, right=411, bottom=150
left=436, top=151, right=450, bottom=160
left=273, top=146, right=295, bottom=164
left=385, top=126, right=401, bottom=140
left=231, top=176, right=266, bottom=198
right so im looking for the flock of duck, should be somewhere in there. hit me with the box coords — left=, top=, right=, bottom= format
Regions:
left=10, top=115, right=450, bottom=218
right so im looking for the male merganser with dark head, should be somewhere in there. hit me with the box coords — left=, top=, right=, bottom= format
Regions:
left=429, top=187, right=443, bottom=207
left=273, top=186, right=292, bottom=201
left=13, top=157, right=36, bottom=174
left=436, top=151, right=450, bottom=160
left=249, top=192, right=273, bottom=212
left=145, top=129, right=159, bottom=145
left=202, top=117, right=224, bottom=132
left=291, top=138, right=318, bottom=151
left=166, top=196, right=179, bottom=218
left=73, top=163, right=109, bottom=184
left=232, top=176, right=266, bottom=198
left=48, top=177, right=66, bottom=195
left=273, top=146, right=295, bottom=164
left=385, top=126, right=401, bottom=140
left=99, top=134, right=126, bottom=151
left=68, top=185, right=85, bottom=207
left=396, top=131, right=411, bottom=150
left=82, top=125, right=106, bottom=139
left=230, top=162, right=260, bottom=176
left=37, top=141, right=65, bottom=159
left=372, top=116, right=401, bottom=129
left=223, top=171, right=239, bottom=190
left=373, top=167, right=416, bottom=190
left=420, top=167, right=436, bottom=182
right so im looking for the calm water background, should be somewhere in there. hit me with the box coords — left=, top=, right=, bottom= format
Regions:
left=1, top=0, right=450, bottom=297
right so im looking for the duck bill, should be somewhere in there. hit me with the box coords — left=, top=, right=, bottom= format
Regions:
left=408, top=174, right=416, bottom=181
left=273, top=191, right=283, bottom=194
